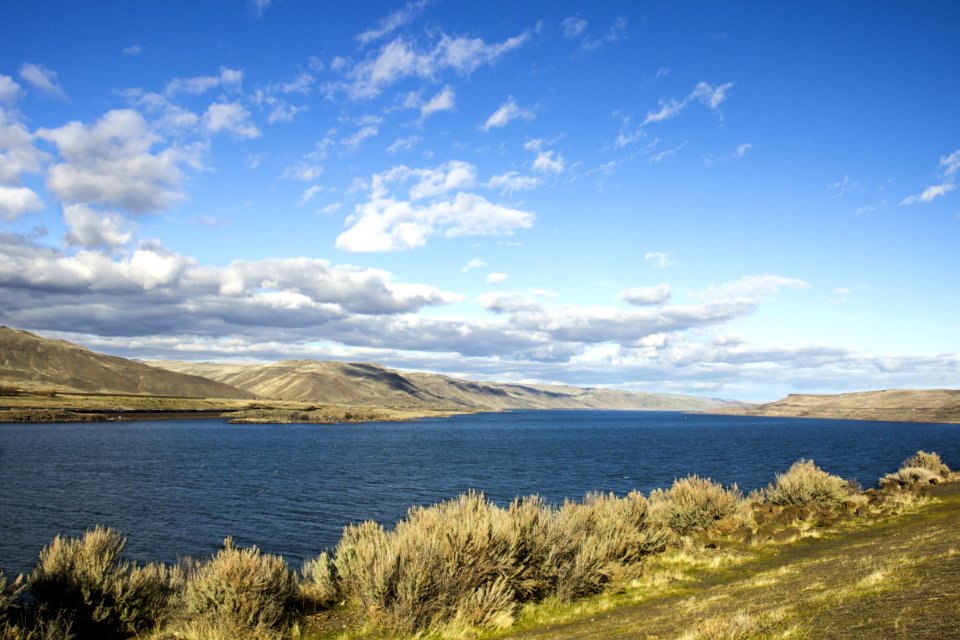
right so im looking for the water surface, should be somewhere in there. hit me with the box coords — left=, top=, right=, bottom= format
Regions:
left=1, top=410, right=957, bottom=575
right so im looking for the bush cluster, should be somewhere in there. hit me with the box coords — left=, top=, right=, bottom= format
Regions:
left=764, top=459, right=854, bottom=509
left=0, top=452, right=949, bottom=638
left=649, top=475, right=748, bottom=537
left=880, top=450, right=952, bottom=489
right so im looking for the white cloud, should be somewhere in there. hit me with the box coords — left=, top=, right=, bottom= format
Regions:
left=532, top=150, right=565, bottom=174
left=165, top=67, right=243, bottom=96
left=0, top=75, right=23, bottom=103
left=901, top=149, right=960, bottom=205
left=282, top=163, right=323, bottom=182
left=645, top=252, right=677, bottom=268
left=487, top=171, right=540, bottom=195
left=122, top=89, right=200, bottom=133
left=319, top=202, right=342, bottom=214
left=420, top=85, right=455, bottom=119
left=342, top=124, right=379, bottom=149
left=251, top=0, right=271, bottom=16
left=344, top=31, right=528, bottom=98
left=650, top=149, right=675, bottom=163
left=581, top=17, right=627, bottom=51
left=460, top=258, right=486, bottom=273
left=267, top=102, right=308, bottom=124
left=562, top=17, right=588, bottom=38
left=356, top=0, right=428, bottom=45
left=482, top=96, right=534, bottom=131
left=901, top=183, right=956, bottom=205
left=0, top=109, right=47, bottom=184
left=619, top=283, right=671, bottom=306
left=19, top=63, right=67, bottom=99
left=337, top=188, right=534, bottom=252
left=63, top=204, right=134, bottom=249
left=203, top=102, right=261, bottom=139
left=486, top=272, right=509, bottom=284
left=941, top=149, right=960, bottom=177
left=641, top=80, right=734, bottom=127
left=122, top=44, right=143, bottom=56
left=735, top=143, right=752, bottom=159
left=703, top=274, right=809, bottom=303
left=0, top=186, right=42, bottom=220
left=614, top=116, right=645, bottom=149
left=300, top=185, right=322, bottom=205
left=37, top=109, right=197, bottom=213
left=387, top=135, right=422, bottom=154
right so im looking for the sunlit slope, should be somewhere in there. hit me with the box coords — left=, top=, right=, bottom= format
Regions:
left=0, top=326, right=253, bottom=399
left=155, top=359, right=731, bottom=411
left=715, top=389, right=960, bottom=424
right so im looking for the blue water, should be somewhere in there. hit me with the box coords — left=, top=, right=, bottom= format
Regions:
left=1, top=410, right=957, bottom=576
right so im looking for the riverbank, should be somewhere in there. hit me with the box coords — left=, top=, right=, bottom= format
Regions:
left=0, top=388, right=470, bottom=424
left=1, top=453, right=954, bottom=639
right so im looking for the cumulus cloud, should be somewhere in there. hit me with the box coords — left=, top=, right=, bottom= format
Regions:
left=121, top=89, right=200, bottom=133
left=645, top=252, right=677, bottom=268
left=337, top=191, right=534, bottom=252
left=901, top=148, right=960, bottom=205
left=702, top=274, right=809, bottom=303
left=619, top=283, right=671, bottom=306
left=486, top=272, right=508, bottom=284
left=122, top=44, right=144, bottom=56
left=63, top=204, right=134, bottom=249
left=482, top=96, right=534, bottom=131
left=19, top=63, right=68, bottom=99
left=0, top=186, right=42, bottom=220
left=203, top=102, right=261, bottom=139
left=165, top=67, right=243, bottom=96
left=342, top=124, right=379, bottom=149
left=37, top=109, right=197, bottom=213
left=344, top=31, right=528, bottom=98
left=0, top=109, right=47, bottom=183
left=0, top=75, right=23, bottom=103
left=299, top=185, right=322, bottom=205
left=282, top=163, right=323, bottom=182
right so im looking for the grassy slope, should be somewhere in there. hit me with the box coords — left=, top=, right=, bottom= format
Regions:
left=712, top=389, right=960, bottom=424
left=489, top=484, right=960, bottom=640
left=307, top=483, right=960, bottom=640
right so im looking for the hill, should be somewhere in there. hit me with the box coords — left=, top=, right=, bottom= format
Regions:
left=152, top=359, right=729, bottom=412
left=0, top=326, right=252, bottom=399
left=712, top=388, right=960, bottom=424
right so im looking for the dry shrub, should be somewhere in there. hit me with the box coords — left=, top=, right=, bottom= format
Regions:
left=649, top=475, right=748, bottom=537
left=333, top=490, right=668, bottom=634
left=764, top=460, right=852, bottom=509
left=902, top=450, right=950, bottom=476
left=299, top=551, right=338, bottom=609
left=880, top=466, right=941, bottom=489
left=548, top=492, right=669, bottom=601
left=184, top=537, right=297, bottom=631
left=26, top=526, right=177, bottom=638
left=334, top=492, right=520, bottom=633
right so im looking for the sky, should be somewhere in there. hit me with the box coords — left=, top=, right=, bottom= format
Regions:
left=0, top=1, right=958, bottom=401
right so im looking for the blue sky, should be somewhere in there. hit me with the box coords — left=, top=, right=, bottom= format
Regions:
left=1, top=1, right=958, bottom=400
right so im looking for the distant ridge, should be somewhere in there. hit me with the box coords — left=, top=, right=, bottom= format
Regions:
left=0, top=326, right=252, bottom=399
left=152, top=358, right=730, bottom=412
left=711, top=389, right=960, bottom=424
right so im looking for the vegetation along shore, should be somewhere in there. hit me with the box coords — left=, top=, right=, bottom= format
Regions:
left=0, top=452, right=956, bottom=639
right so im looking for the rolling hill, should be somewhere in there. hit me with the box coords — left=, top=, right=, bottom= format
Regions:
left=0, top=326, right=253, bottom=399
left=152, top=358, right=730, bottom=411
left=712, top=389, right=960, bottom=424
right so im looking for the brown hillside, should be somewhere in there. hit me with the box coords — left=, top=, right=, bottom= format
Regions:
left=154, top=359, right=730, bottom=412
left=0, top=327, right=252, bottom=399
left=713, top=389, right=960, bottom=424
